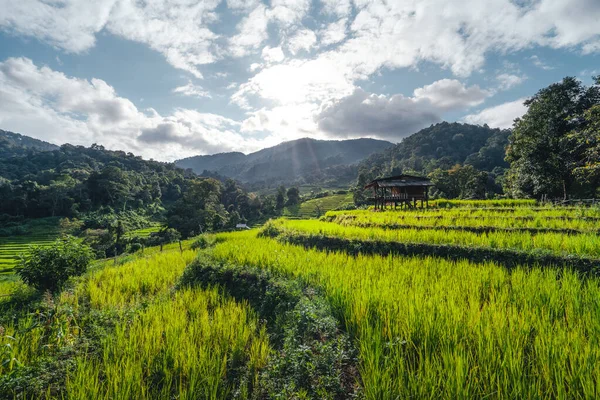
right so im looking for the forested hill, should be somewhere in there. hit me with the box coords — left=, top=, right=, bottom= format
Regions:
left=176, top=137, right=393, bottom=185
left=358, top=122, right=510, bottom=180
left=0, top=129, right=59, bottom=158
left=0, top=142, right=191, bottom=218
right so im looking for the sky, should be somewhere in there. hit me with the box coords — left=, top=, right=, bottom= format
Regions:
left=0, top=0, right=599, bottom=161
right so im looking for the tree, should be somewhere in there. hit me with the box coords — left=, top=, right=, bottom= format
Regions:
left=429, top=165, right=489, bottom=199
left=88, top=166, right=132, bottom=209
left=286, top=187, right=300, bottom=206
left=17, top=236, right=93, bottom=293
left=505, top=77, right=600, bottom=199
left=276, top=185, right=286, bottom=210
left=569, top=104, right=600, bottom=195
left=353, top=172, right=369, bottom=205
left=42, top=176, right=77, bottom=216
left=167, top=178, right=225, bottom=237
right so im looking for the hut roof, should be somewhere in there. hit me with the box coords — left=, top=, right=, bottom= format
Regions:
left=364, top=174, right=433, bottom=189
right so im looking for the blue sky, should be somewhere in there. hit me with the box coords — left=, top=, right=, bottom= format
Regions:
left=0, top=0, right=599, bottom=161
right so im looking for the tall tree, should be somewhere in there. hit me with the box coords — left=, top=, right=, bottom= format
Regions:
left=276, top=185, right=286, bottom=210
left=505, top=77, right=600, bottom=199
left=569, top=103, right=600, bottom=195
left=286, top=187, right=300, bottom=206
left=167, top=178, right=224, bottom=237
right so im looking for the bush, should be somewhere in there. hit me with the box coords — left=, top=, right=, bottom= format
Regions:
left=17, top=236, right=94, bottom=293
left=146, top=228, right=181, bottom=247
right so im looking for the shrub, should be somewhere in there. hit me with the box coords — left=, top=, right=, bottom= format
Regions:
left=17, top=236, right=94, bottom=293
left=128, top=242, right=143, bottom=253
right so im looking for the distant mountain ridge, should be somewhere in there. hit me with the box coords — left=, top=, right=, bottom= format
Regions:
left=0, top=129, right=59, bottom=158
left=176, top=137, right=393, bottom=184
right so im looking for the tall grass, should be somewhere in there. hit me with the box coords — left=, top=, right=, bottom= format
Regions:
left=77, top=250, right=196, bottom=309
left=326, top=210, right=600, bottom=231
left=67, top=287, right=269, bottom=400
left=430, top=199, right=537, bottom=208
left=1, top=244, right=271, bottom=399
left=273, top=219, right=600, bottom=258
left=210, top=231, right=600, bottom=399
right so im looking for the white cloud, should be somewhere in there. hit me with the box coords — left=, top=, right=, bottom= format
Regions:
left=0, top=57, right=268, bottom=160
left=315, top=88, right=441, bottom=141
left=0, top=0, right=115, bottom=53
left=172, top=81, right=212, bottom=99
left=3, top=0, right=600, bottom=83
left=228, top=4, right=271, bottom=58
left=262, top=46, right=286, bottom=64
left=315, top=79, right=490, bottom=141
left=319, top=19, right=347, bottom=46
left=413, top=79, right=489, bottom=111
left=463, top=99, right=528, bottom=129
left=232, top=57, right=355, bottom=111
left=226, top=0, right=261, bottom=12
left=580, top=69, right=600, bottom=77
left=319, top=0, right=352, bottom=17
left=496, top=73, right=527, bottom=90
left=287, top=29, right=317, bottom=54
left=530, top=55, right=554, bottom=71
left=268, top=0, right=312, bottom=26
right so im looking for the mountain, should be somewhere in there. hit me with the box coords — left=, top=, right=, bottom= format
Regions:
left=0, top=129, right=59, bottom=158
left=358, top=122, right=510, bottom=181
left=176, top=137, right=393, bottom=185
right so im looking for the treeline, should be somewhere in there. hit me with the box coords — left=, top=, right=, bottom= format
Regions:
left=356, top=76, right=600, bottom=200
left=0, top=143, right=298, bottom=238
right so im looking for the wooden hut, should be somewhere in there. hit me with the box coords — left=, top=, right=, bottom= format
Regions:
left=365, top=174, right=433, bottom=209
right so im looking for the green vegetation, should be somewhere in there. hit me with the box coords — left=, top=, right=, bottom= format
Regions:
left=0, top=241, right=271, bottom=399
left=210, top=228, right=600, bottom=398
left=17, top=236, right=93, bottom=293
left=3, top=198, right=600, bottom=398
left=0, top=218, right=59, bottom=292
left=506, top=77, right=600, bottom=199
left=268, top=218, right=600, bottom=258
left=284, top=192, right=354, bottom=218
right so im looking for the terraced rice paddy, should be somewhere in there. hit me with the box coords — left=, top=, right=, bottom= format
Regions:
left=0, top=219, right=59, bottom=291
left=124, top=224, right=162, bottom=238
left=284, top=192, right=354, bottom=218
left=3, top=201, right=600, bottom=398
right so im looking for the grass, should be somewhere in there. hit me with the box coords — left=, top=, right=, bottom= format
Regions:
left=66, top=287, right=269, bottom=400
left=325, top=209, right=600, bottom=232
left=430, top=199, right=538, bottom=208
left=270, top=218, right=600, bottom=258
left=0, top=241, right=271, bottom=399
left=284, top=192, right=354, bottom=218
left=4, top=202, right=600, bottom=398
left=210, top=230, right=600, bottom=399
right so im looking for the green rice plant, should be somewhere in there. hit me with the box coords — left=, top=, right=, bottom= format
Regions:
left=209, top=231, right=600, bottom=399
left=66, top=287, right=270, bottom=400
left=74, top=249, right=196, bottom=309
left=272, top=218, right=600, bottom=258
left=430, top=198, right=538, bottom=208
left=324, top=209, right=600, bottom=232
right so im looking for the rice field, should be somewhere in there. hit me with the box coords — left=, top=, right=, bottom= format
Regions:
left=3, top=202, right=600, bottom=398
left=0, top=219, right=59, bottom=293
left=124, top=225, right=162, bottom=238
left=269, top=218, right=600, bottom=258
left=0, top=242, right=270, bottom=399
left=283, top=192, right=354, bottom=218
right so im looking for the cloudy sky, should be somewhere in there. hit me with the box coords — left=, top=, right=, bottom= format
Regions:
left=0, top=0, right=599, bottom=161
